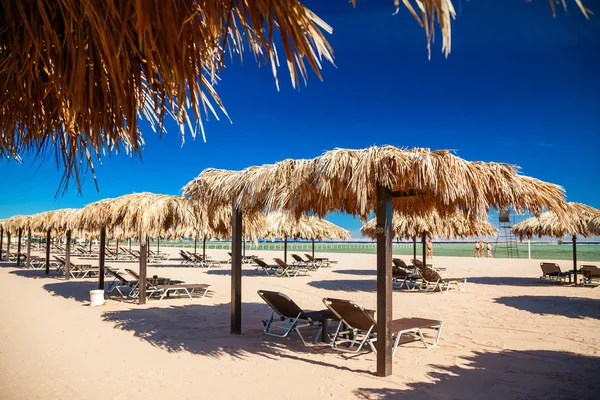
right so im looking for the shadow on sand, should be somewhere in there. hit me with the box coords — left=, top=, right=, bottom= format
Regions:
left=101, top=302, right=373, bottom=374
left=308, top=279, right=376, bottom=292
left=10, top=269, right=63, bottom=279
left=494, top=296, right=600, bottom=320
left=43, top=281, right=99, bottom=303
left=468, top=277, right=552, bottom=287
left=332, top=269, right=377, bottom=277
left=353, top=349, right=599, bottom=399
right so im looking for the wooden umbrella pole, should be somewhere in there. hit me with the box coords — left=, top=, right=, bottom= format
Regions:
left=157, top=237, right=160, bottom=253
left=0, top=227, right=3, bottom=260
left=194, top=238, right=197, bottom=254
left=6, top=232, right=11, bottom=263
left=422, top=230, right=427, bottom=268
left=572, top=235, right=578, bottom=284
left=139, top=236, right=147, bottom=304
left=16, top=227, right=22, bottom=266
left=312, top=238, right=315, bottom=258
left=375, top=182, right=393, bottom=377
left=26, top=227, right=32, bottom=269
left=231, top=205, right=243, bottom=334
left=65, top=230, right=71, bottom=280
left=44, top=230, right=51, bottom=275
left=203, top=237, right=206, bottom=260
left=413, top=236, right=417, bottom=261
left=284, top=236, right=288, bottom=263
left=98, top=227, right=106, bottom=289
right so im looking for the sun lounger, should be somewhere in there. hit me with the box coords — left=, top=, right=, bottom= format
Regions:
left=322, top=298, right=443, bottom=355
left=392, top=265, right=419, bottom=290
left=580, top=265, right=600, bottom=287
left=415, top=268, right=466, bottom=294
left=54, top=256, right=100, bottom=278
left=257, top=290, right=335, bottom=345
left=180, top=250, right=196, bottom=266
left=304, top=254, right=337, bottom=268
left=105, top=268, right=138, bottom=297
left=540, top=262, right=572, bottom=284
left=125, top=268, right=208, bottom=302
left=274, top=258, right=310, bottom=277
left=191, top=253, right=220, bottom=268
left=253, top=258, right=279, bottom=275
left=291, top=254, right=309, bottom=267
left=411, top=258, right=446, bottom=273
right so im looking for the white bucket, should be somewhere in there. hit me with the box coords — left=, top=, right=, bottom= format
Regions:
left=89, top=289, right=105, bottom=307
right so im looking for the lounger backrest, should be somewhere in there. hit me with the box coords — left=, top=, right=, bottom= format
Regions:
left=125, top=268, right=140, bottom=280
left=412, top=259, right=424, bottom=269
left=421, top=267, right=441, bottom=282
left=323, top=298, right=376, bottom=331
left=304, top=254, right=317, bottom=262
left=540, top=262, right=561, bottom=275
left=393, top=258, right=408, bottom=268
left=106, top=268, right=129, bottom=283
left=253, top=258, right=269, bottom=268
left=291, top=254, right=304, bottom=263
left=392, top=266, right=408, bottom=278
left=581, top=265, right=600, bottom=279
left=257, top=290, right=308, bottom=320
left=274, top=258, right=289, bottom=269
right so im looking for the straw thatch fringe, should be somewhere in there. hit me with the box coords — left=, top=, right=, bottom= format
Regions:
left=361, top=209, right=496, bottom=240
left=588, top=213, right=600, bottom=235
left=266, top=211, right=350, bottom=241
left=511, top=202, right=599, bottom=239
left=183, top=146, right=569, bottom=223
left=1, top=1, right=591, bottom=193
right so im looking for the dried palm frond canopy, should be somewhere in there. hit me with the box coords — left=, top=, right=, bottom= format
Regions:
left=78, top=193, right=199, bottom=241
left=588, top=213, right=600, bottom=235
left=266, top=211, right=350, bottom=241
left=3, top=215, right=32, bottom=233
left=361, top=209, right=496, bottom=240
left=206, top=206, right=268, bottom=242
left=512, top=202, right=599, bottom=239
left=183, top=146, right=568, bottom=221
left=1, top=1, right=591, bottom=192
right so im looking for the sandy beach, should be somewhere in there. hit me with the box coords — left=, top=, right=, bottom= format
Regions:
left=1, top=247, right=599, bottom=399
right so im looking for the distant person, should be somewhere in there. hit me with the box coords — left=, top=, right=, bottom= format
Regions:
left=486, top=242, right=493, bottom=258
left=426, top=239, right=433, bottom=258
left=478, top=240, right=484, bottom=257
left=474, top=241, right=480, bottom=257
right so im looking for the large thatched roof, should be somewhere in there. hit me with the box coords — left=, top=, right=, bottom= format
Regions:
left=1, top=2, right=590, bottom=192
left=361, top=209, right=497, bottom=240
left=588, top=214, right=600, bottom=236
left=183, top=146, right=568, bottom=221
left=266, top=211, right=350, bottom=241
left=3, top=215, right=32, bottom=233
left=511, top=202, right=599, bottom=239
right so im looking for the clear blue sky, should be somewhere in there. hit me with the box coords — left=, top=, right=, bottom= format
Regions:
left=1, top=1, right=598, bottom=238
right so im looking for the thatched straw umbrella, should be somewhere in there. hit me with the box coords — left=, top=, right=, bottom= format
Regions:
left=183, top=145, right=568, bottom=377
left=266, top=211, right=350, bottom=261
left=3, top=215, right=34, bottom=266
left=512, top=202, right=599, bottom=283
left=78, top=193, right=198, bottom=303
left=361, top=209, right=497, bottom=263
left=30, top=210, right=67, bottom=275
left=588, top=214, right=600, bottom=236
left=43, top=208, right=82, bottom=280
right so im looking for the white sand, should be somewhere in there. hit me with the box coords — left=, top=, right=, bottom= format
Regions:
left=1, top=247, right=599, bottom=399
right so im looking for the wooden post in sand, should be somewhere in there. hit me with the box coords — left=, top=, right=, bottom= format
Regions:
left=375, top=182, right=393, bottom=377
left=203, top=237, right=206, bottom=260
left=413, top=236, right=417, bottom=261
left=311, top=238, right=315, bottom=258
left=572, top=235, right=578, bottom=284
left=26, top=227, right=32, bottom=268
left=194, top=238, right=197, bottom=254
left=6, top=232, right=11, bottom=263
left=157, top=237, right=160, bottom=253
left=44, top=230, right=51, bottom=275
left=139, top=238, right=148, bottom=305
left=16, top=227, right=22, bottom=266
left=0, top=226, right=3, bottom=260
left=422, top=230, right=427, bottom=267
left=98, top=227, right=106, bottom=289
left=231, top=203, right=243, bottom=334
left=283, top=236, right=288, bottom=263
left=65, top=230, right=71, bottom=280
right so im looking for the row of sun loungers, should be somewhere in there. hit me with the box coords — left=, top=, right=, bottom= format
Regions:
left=105, top=267, right=211, bottom=302
left=258, top=290, right=443, bottom=356
left=391, top=258, right=465, bottom=295
left=540, top=262, right=600, bottom=286
left=179, top=250, right=221, bottom=268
